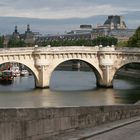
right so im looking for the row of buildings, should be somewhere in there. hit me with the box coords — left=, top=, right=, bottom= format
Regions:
left=3, top=15, right=135, bottom=47
left=3, top=24, right=38, bottom=47
left=36, top=15, right=135, bottom=45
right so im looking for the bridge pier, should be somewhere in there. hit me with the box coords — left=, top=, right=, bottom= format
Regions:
left=97, top=81, right=113, bottom=88
left=97, top=65, right=113, bottom=88
left=35, top=65, right=50, bottom=88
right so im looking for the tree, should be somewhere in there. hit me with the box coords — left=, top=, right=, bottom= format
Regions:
left=8, top=38, right=26, bottom=47
left=92, top=36, right=118, bottom=46
left=127, top=26, right=140, bottom=47
left=0, top=36, right=4, bottom=48
left=41, top=37, right=118, bottom=47
left=117, top=40, right=128, bottom=47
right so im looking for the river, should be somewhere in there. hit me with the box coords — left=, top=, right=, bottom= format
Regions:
left=0, top=71, right=140, bottom=107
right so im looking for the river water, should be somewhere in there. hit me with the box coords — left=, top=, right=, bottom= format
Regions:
left=0, top=71, right=140, bottom=107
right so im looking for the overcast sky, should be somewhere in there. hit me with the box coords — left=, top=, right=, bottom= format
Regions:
left=0, top=0, right=139, bottom=34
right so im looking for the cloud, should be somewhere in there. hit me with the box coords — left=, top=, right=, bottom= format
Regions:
left=0, top=0, right=140, bottom=19
left=0, top=0, right=139, bottom=35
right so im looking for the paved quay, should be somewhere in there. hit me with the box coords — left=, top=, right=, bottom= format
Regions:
left=50, top=116, right=140, bottom=140
left=86, top=120, right=140, bottom=140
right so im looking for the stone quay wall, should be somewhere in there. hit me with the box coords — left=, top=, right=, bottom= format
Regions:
left=0, top=105, right=140, bottom=140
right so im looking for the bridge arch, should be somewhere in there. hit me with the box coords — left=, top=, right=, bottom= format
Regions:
left=112, top=62, right=140, bottom=86
left=117, top=61, right=140, bottom=71
left=0, top=61, right=38, bottom=87
left=48, top=58, right=103, bottom=88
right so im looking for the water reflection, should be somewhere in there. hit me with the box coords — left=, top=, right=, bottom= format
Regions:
left=0, top=71, right=139, bottom=107
left=50, top=71, right=96, bottom=91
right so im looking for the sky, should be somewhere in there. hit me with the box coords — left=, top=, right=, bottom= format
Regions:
left=0, top=0, right=140, bottom=35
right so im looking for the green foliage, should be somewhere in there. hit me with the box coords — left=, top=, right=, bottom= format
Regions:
left=41, top=36, right=118, bottom=47
left=0, top=36, right=4, bottom=48
left=8, top=39, right=26, bottom=47
left=117, top=40, right=128, bottom=47
left=127, top=26, right=140, bottom=47
left=92, top=36, right=118, bottom=46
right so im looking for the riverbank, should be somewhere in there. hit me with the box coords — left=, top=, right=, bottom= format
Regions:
left=0, top=105, right=140, bottom=140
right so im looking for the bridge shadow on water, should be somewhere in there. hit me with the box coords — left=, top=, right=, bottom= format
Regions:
left=113, top=77, right=140, bottom=104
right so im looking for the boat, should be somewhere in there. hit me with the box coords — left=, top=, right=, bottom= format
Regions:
left=20, top=69, right=29, bottom=76
left=11, top=66, right=21, bottom=77
left=0, top=70, right=14, bottom=84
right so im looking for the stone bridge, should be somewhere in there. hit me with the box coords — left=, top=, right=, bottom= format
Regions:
left=0, top=46, right=140, bottom=88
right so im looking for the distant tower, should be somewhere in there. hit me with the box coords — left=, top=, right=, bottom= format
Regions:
left=12, top=25, right=20, bottom=39
left=24, top=24, right=35, bottom=46
left=14, top=25, right=18, bottom=33
left=27, top=24, right=31, bottom=32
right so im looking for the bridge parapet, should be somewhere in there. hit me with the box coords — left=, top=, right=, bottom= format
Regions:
left=99, top=46, right=115, bottom=51
left=0, top=47, right=34, bottom=54
left=116, top=47, right=140, bottom=52
left=34, top=46, right=99, bottom=52
left=0, top=47, right=34, bottom=51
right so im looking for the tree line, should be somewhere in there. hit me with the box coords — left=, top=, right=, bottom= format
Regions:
left=40, top=36, right=118, bottom=47
left=0, top=26, right=140, bottom=48
left=0, top=36, right=118, bottom=48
